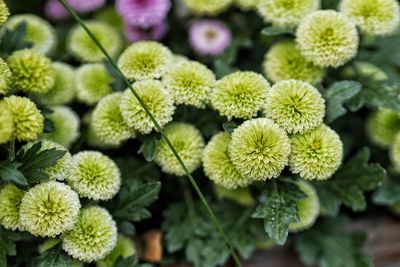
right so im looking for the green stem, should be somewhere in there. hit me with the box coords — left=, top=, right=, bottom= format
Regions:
left=234, top=206, right=254, bottom=230
left=57, top=1, right=242, bottom=266
left=8, top=140, right=15, bottom=161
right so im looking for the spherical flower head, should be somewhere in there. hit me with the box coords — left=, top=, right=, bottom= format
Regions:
left=339, top=0, right=400, bottom=36
left=263, top=40, right=324, bottom=84
left=116, top=0, right=170, bottom=28
left=95, top=7, right=125, bottom=32
left=21, top=140, right=72, bottom=181
left=265, top=80, right=325, bottom=134
left=0, top=0, right=9, bottom=26
left=367, top=108, right=400, bottom=148
left=7, top=49, right=55, bottom=94
left=229, top=118, right=291, bottom=181
left=390, top=132, right=400, bottom=171
left=35, top=62, right=76, bottom=105
left=6, top=14, right=57, bottom=55
left=19, top=181, right=81, bottom=237
left=68, top=0, right=106, bottom=13
left=163, top=60, right=216, bottom=108
left=214, top=185, right=255, bottom=206
left=0, top=184, right=25, bottom=230
left=289, top=125, right=343, bottom=180
left=120, top=80, right=175, bottom=134
left=234, top=0, right=258, bottom=10
left=0, top=101, right=13, bottom=145
left=342, top=61, right=388, bottom=81
left=117, top=41, right=172, bottom=80
left=183, top=0, right=232, bottom=15
left=62, top=206, right=117, bottom=262
left=91, top=92, right=135, bottom=146
left=155, top=122, right=205, bottom=176
left=4, top=96, right=44, bottom=142
left=124, top=22, right=168, bottom=42
left=189, top=19, right=231, bottom=57
left=211, top=71, right=271, bottom=120
left=289, top=180, right=320, bottom=232
left=257, top=0, right=319, bottom=27
left=45, top=0, right=70, bottom=21
left=67, top=21, right=122, bottom=63
left=296, top=10, right=359, bottom=68
left=203, top=132, right=250, bottom=189
left=76, top=63, right=113, bottom=105
left=68, top=151, right=121, bottom=200
left=42, top=105, right=79, bottom=148
left=0, top=58, right=12, bottom=95
left=96, top=235, right=136, bottom=267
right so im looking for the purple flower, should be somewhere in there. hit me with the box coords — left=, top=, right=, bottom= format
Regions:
left=45, top=0, right=70, bottom=20
left=189, top=19, right=232, bottom=56
left=116, top=0, right=171, bottom=28
left=44, top=0, right=105, bottom=20
left=68, top=0, right=106, bottom=13
left=124, top=21, right=168, bottom=42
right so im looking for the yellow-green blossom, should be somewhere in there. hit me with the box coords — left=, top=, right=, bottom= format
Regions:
left=0, top=58, right=12, bottom=95
left=96, top=235, right=136, bottom=267
left=390, top=132, right=400, bottom=170
left=0, top=0, right=9, bottom=26
left=183, top=0, right=232, bottom=15
left=367, top=108, right=400, bottom=148
left=0, top=101, right=13, bottom=144
left=0, top=184, right=25, bottom=230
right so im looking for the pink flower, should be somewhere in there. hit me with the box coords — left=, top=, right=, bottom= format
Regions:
left=68, top=0, right=106, bottom=13
left=45, top=0, right=70, bottom=20
left=45, top=0, right=105, bottom=20
left=124, top=21, right=168, bottom=42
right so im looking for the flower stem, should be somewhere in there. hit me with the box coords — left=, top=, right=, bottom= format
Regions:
left=8, top=139, right=15, bottom=161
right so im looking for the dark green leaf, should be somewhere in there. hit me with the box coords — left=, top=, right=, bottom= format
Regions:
left=0, top=161, right=28, bottom=186
left=260, top=26, right=294, bottom=36
left=117, top=221, right=136, bottom=235
left=103, top=60, right=126, bottom=91
left=0, top=22, right=32, bottom=57
left=138, top=135, right=160, bottom=162
left=373, top=177, right=400, bottom=205
left=43, top=118, right=55, bottom=133
left=222, top=121, right=238, bottom=133
left=37, top=246, right=71, bottom=267
left=0, top=228, right=16, bottom=257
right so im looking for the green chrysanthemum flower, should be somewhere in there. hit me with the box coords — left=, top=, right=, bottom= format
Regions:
left=0, top=101, right=13, bottom=144
left=117, top=41, right=172, bottom=80
left=257, top=0, right=319, bottom=27
left=211, top=71, right=271, bottom=120
left=163, top=60, right=216, bottom=108
left=35, top=62, right=76, bottom=106
left=339, top=0, right=400, bottom=36
left=0, top=184, right=25, bottom=230
left=183, top=0, right=232, bottom=15
left=367, top=108, right=400, bottom=148
left=42, top=105, right=79, bottom=148
left=95, top=7, right=124, bottom=32
left=67, top=21, right=122, bottom=62
left=0, top=58, right=12, bottom=95
left=203, top=132, right=250, bottom=189
left=68, top=151, right=121, bottom=200
left=265, top=80, right=325, bottom=134
left=21, top=140, right=71, bottom=181
left=76, top=63, right=113, bottom=106
left=296, top=10, right=359, bottom=68
left=120, top=80, right=175, bottom=134
left=91, top=92, right=135, bottom=146
left=234, top=0, right=258, bottom=10
left=0, top=0, right=9, bottom=26
left=390, top=132, right=400, bottom=170
left=6, top=14, right=56, bottom=55
left=4, top=95, right=44, bottom=142
left=214, top=185, right=255, bottom=206
left=342, top=61, right=388, bottom=81
left=289, top=125, right=343, bottom=180
left=7, top=49, right=55, bottom=94
left=155, top=123, right=205, bottom=176
left=19, top=181, right=81, bottom=237
left=62, top=206, right=118, bottom=263
left=229, top=118, right=291, bottom=181
left=96, top=235, right=136, bottom=267
left=263, top=40, right=324, bottom=84
left=289, top=180, right=320, bottom=232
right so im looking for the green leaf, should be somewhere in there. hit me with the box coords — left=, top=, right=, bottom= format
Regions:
left=0, top=161, right=28, bottom=186
left=314, top=148, right=385, bottom=216
left=37, top=246, right=71, bottom=267
left=260, top=26, right=294, bottom=36
left=0, top=228, right=17, bottom=257
left=0, top=22, right=33, bottom=57
left=138, top=134, right=160, bottom=162
left=103, top=60, right=126, bottom=91
left=252, top=180, right=306, bottom=245
left=323, top=81, right=362, bottom=124
left=373, top=177, right=400, bottom=205
left=222, top=121, right=238, bottom=133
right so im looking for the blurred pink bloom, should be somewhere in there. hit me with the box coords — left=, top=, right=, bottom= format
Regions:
left=124, top=21, right=168, bottom=42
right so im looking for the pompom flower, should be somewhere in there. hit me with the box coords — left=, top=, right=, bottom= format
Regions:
left=265, top=80, right=325, bottom=134
left=6, top=14, right=56, bottom=55
left=0, top=58, right=12, bottom=95
left=296, top=10, right=359, bottom=68
left=203, top=132, right=250, bottom=189
left=19, top=181, right=81, bottom=237
left=76, top=63, right=113, bottom=105
left=0, top=184, right=25, bottom=230
left=367, top=108, right=400, bottom=148
left=44, top=0, right=70, bottom=21
left=62, top=206, right=117, bottom=262
left=124, top=22, right=168, bottom=42
left=67, top=21, right=122, bottom=62
left=289, top=125, right=343, bottom=180
left=68, top=151, right=121, bottom=200
left=163, top=60, right=216, bottom=108
left=229, top=118, right=291, bottom=181
left=257, top=0, right=319, bottom=27
left=0, top=0, right=9, bottom=26
left=390, top=132, right=400, bottom=170
left=0, top=101, right=13, bottom=144
left=339, top=0, right=400, bottom=36
left=289, top=180, right=320, bottom=232
left=42, top=105, right=80, bottom=148
left=4, top=96, right=44, bottom=142
left=7, top=49, right=55, bottom=94
left=263, top=40, right=324, bottom=84
left=116, top=0, right=170, bottom=28
left=189, top=19, right=231, bottom=56
left=91, top=92, right=135, bottom=146
left=117, top=41, right=172, bottom=80
left=120, top=80, right=175, bottom=134
left=155, top=123, right=205, bottom=176
left=35, top=62, right=76, bottom=105
left=211, top=71, right=271, bottom=120
left=67, top=0, right=106, bottom=13
left=183, top=0, right=232, bottom=15
left=96, top=235, right=136, bottom=267
left=234, top=0, right=258, bottom=10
